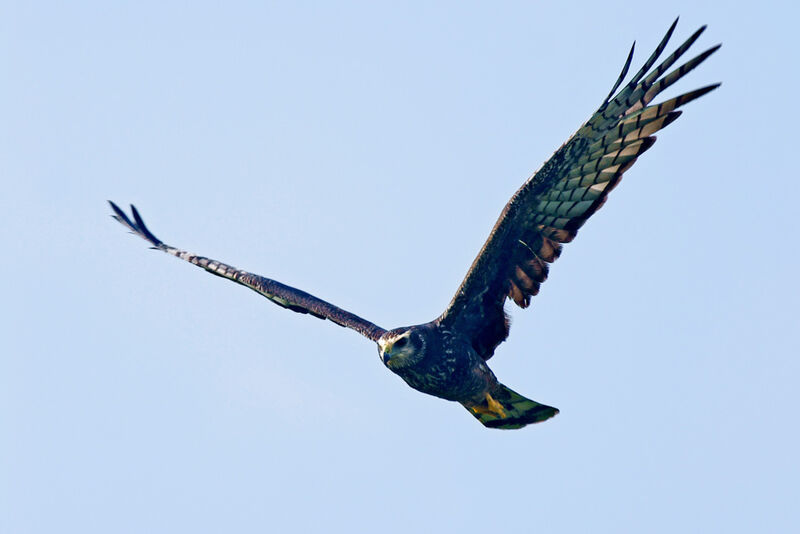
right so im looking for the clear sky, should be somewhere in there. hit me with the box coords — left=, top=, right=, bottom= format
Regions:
left=2, top=2, right=798, bottom=533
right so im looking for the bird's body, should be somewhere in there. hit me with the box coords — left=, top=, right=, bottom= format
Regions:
left=379, top=324, right=491, bottom=402
left=110, top=19, right=719, bottom=429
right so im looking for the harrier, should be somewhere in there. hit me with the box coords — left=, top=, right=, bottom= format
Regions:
left=111, top=20, right=719, bottom=429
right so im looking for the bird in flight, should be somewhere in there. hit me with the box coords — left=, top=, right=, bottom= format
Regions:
left=111, top=19, right=719, bottom=429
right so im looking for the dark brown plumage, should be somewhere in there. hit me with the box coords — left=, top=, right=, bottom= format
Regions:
left=111, top=19, right=719, bottom=429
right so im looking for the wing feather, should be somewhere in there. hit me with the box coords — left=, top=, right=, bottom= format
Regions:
left=109, top=202, right=387, bottom=342
left=437, top=21, right=720, bottom=360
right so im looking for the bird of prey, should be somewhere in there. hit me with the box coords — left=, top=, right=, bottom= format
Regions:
left=111, top=20, right=719, bottom=429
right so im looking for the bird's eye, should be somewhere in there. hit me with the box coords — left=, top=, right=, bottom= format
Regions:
left=394, top=337, right=408, bottom=348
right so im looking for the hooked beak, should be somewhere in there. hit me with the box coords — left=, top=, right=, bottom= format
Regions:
left=379, top=339, right=394, bottom=366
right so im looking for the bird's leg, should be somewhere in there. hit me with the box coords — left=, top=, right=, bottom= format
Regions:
left=471, top=393, right=507, bottom=418
left=485, top=393, right=507, bottom=418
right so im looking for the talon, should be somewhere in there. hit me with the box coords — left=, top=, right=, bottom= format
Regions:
left=485, top=393, right=507, bottom=418
left=470, top=393, right=507, bottom=417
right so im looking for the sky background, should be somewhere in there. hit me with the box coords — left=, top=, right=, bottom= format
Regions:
left=2, top=1, right=798, bottom=533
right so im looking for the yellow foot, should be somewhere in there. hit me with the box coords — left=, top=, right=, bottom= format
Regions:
left=470, top=393, right=507, bottom=418
left=485, top=393, right=507, bottom=418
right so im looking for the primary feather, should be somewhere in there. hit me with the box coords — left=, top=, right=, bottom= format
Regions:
left=438, top=19, right=720, bottom=362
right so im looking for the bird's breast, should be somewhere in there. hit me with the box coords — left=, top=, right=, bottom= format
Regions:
left=394, top=336, right=489, bottom=402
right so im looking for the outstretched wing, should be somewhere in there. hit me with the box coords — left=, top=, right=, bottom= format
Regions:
left=437, top=19, right=720, bottom=360
left=109, top=202, right=387, bottom=342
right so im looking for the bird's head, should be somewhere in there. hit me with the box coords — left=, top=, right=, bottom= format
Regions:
left=377, top=328, right=426, bottom=370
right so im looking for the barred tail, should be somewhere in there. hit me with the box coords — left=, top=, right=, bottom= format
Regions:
left=464, top=384, right=559, bottom=430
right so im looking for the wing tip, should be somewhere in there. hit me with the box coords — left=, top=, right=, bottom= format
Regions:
left=667, top=17, right=680, bottom=36
left=638, top=135, right=657, bottom=153
left=108, top=200, right=163, bottom=246
left=661, top=109, right=683, bottom=129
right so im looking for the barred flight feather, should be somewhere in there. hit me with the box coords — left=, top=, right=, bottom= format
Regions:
left=109, top=202, right=387, bottom=341
left=439, top=19, right=719, bottom=358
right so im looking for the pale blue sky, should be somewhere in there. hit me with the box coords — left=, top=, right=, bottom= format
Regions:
left=2, top=2, right=798, bottom=533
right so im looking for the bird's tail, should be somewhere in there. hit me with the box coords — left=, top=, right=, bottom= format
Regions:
left=463, top=383, right=559, bottom=430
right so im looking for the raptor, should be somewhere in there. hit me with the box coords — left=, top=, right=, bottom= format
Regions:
left=111, top=19, right=719, bottom=429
